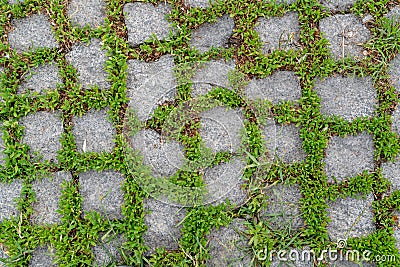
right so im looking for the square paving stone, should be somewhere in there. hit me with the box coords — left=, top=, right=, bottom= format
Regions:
left=126, top=55, right=177, bottom=121
left=382, top=156, right=400, bottom=194
left=130, top=129, right=185, bottom=178
left=388, top=54, right=400, bottom=94
left=392, top=106, right=400, bottom=136
left=0, top=244, right=8, bottom=265
left=199, top=107, right=244, bottom=153
left=8, top=14, right=58, bottom=53
left=0, top=180, right=22, bottom=222
left=254, top=12, right=300, bottom=53
left=65, top=38, right=110, bottom=90
left=203, top=158, right=247, bottom=206
left=0, top=68, right=3, bottom=104
left=261, top=183, right=305, bottom=231
left=190, top=14, right=235, bottom=53
left=67, top=0, right=106, bottom=28
left=393, top=211, right=400, bottom=253
left=30, top=171, right=72, bottom=225
left=20, top=111, right=64, bottom=162
left=191, top=59, right=236, bottom=97
left=79, top=170, right=125, bottom=220
left=324, top=132, right=375, bottom=183
left=245, top=71, right=302, bottom=104
left=0, top=66, right=4, bottom=85
left=326, top=193, right=375, bottom=242
left=72, top=108, right=116, bottom=154
left=143, top=198, right=186, bottom=254
left=263, top=119, right=307, bottom=164
left=17, top=62, right=62, bottom=95
left=8, top=0, right=25, bottom=4
left=124, top=2, right=174, bottom=46
left=0, top=123, right=5, bottom=166
left=29, top=246, right=57, bottom=267
left=184, top=0, right=217, bottom=8
left=319, top=0, right=356, bottom=12
left=319, top=14, right=371, bottom=60
left=396, top=229, right=400, bottom=253
left=206, top=219, right=252, bottom=267
left=92, top=234, right=128, bottom=266
left=386, top=7, right=400, bottom=22
left=314, top=76, right=377, bottom=121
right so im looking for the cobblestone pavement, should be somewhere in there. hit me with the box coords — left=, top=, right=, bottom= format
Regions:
left=1, top=0, right=400, bottom=266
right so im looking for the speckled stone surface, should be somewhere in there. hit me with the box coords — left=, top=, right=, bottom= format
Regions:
left=393, top=211, right=400, bottom=253
left=143, top=198, right=186, bottom=254
left=392, top=105, right=400, bottom=136
left=326, top=194, right=375, bottom=242
left=31, top=171, right=72, bottom=225
left=124, top=2, right=174, bottom=46
left=0, top=179, right=22, bottom=222
left=72, top=108, right=116, bottom=153
left=0, top=245, right=8, bottom=265
left=203, top=158, right=247, bottom=206
left=0, top=122, right=5, bottom=166
left=66, top=38, right=110, bottom=90
left=255, top=12, right=300, bottom=53
left=319, top=14, right=371, bottom=60
left=386, top=6, right=400, bottom=22
left=0, top=67, right=4, bottom=93
left=199, top=107, right=244, bottom=153
left=184, top=0, right=218, bottom=8
left=388, top=53, right=400, bottom=94
left=20, top=111, right=64, bottom=162
left=8, top=0, right=25, bottom=4
left=245, top=71, right=302, bottom=104
left=17, top=62, right=62, bottom=95
left=67, top=0, right=106, bottom=28
left=191, top=59, right=236, bottom=97
left=29, top=246, right=57, bottom=267
left=263, top=119, right=307, bottom=164
left=315, top=76, right=377, bottom=121
left=261, top=183, right=305, bottom=230
left=190, top=14, right=235, bottom=53
left=206, top=219, right=252, bottom=267
left=130, top=129, right=185, bottom=178
left=79, top=170, right=125, bottom=220
left=382, top=156, right=400, bottom=194
left=126, top=55, right=177, bottom=121
left=8, top=13, right=58, bottom=53
left=319, top=0, right=356, bottom=12
left=324, top=132, right=375, bottom=183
